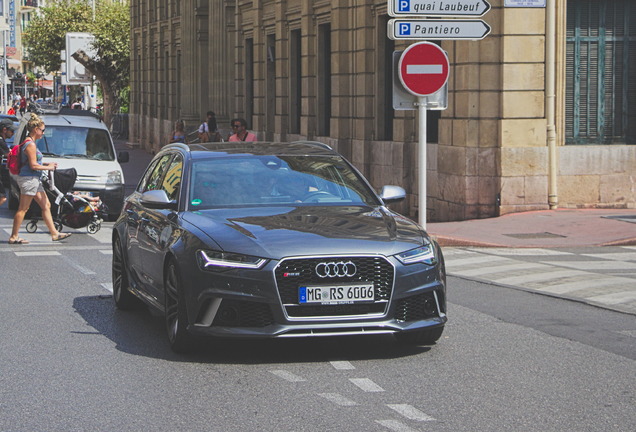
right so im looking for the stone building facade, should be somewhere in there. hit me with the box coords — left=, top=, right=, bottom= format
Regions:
left=129, top=0, right=636, bottom=222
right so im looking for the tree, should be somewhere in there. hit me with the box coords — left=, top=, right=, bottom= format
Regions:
left=23, top=0, right=129, bottom=128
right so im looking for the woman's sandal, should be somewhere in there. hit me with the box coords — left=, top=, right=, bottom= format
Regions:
left=52, top=233, right=72, bottom=242
left=8, top=238, right=29, bottom=245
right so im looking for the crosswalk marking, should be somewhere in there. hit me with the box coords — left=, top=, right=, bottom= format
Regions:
left=454, top=262, right=539, bottom=277
left=14, top=251, right=61, bottom=256
left=269, top=370, right=306, bottom=382
left=543, top=260, right=636, bottom=270
left=350, top=378, right=384, bottom=392
left=376, top=419, right=419, bottom=432
left=387, top=404, right=436, bottom=421
left=330, top=360, right=355, bottom=370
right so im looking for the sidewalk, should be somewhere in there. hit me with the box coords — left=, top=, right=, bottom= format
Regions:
left=428, top=208, right=636, bottom=248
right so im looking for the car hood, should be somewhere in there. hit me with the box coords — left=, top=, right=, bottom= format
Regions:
left=181, top=205, right=425, bottom=258
left=41, top=157, right=124, bottom=185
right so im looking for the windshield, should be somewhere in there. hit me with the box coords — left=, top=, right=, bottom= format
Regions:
left=188, top=155, right=380, bottom=209
left=35, top=126, right=115, bottom=161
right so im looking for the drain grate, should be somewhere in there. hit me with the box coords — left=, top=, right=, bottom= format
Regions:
left=503, top=232, right=566, bottom=239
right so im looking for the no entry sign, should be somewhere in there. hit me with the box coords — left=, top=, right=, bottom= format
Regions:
left=398, top=42, right=449, bottom=97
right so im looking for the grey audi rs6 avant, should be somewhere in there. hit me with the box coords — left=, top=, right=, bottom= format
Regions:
left=112, top=141, right=447, bottom=352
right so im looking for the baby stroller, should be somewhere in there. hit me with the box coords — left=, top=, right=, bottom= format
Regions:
left=25, top=168, right=105, bottom=235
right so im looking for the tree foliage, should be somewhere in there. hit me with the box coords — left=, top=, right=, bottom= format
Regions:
left=23, top=0, right=130, bottom=126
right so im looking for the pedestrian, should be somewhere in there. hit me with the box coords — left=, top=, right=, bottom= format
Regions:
left=71, top=98, right=83, bottom=109
left=19, top=96, right=26, bottom=116
left=0, top=119, right=16, bottom=207
left=197, top=111, right=218, bottom=142
left=228, top=118, right=257, bottom=142
left=7, top=105, right=16, bottom=116
left=8, top=114, right=72, bottom=244
left=169, top=119, right=188, bottom=144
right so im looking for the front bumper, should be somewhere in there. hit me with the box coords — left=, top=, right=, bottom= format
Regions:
left=182, top=254, right=447, bottom=339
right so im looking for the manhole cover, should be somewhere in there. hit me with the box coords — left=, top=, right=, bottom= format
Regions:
left=503, top=232, right=566, bottom=239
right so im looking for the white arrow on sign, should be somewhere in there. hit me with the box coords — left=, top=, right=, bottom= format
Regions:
left=389, top=0, right=491, bottom=17
left=388, top=19, right=491, bottom=40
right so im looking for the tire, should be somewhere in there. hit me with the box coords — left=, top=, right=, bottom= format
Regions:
left=25, top=220, right=37, bottom=233
left=87, top=222, right=100, bottom=234
left=112, top=237, right=139, bottom=310
left=165, top=260, right=196, bottom=353
left=395, top=326, right=444, bottom=346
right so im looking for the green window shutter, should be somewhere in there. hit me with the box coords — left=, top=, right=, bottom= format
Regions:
left=566, top=0, right=636, bottom=144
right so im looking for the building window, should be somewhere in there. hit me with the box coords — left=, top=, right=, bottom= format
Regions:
left=566, top=0, right=636, bottom=144
left=317, top=23, right=331, bottom=137
left=290, top=29, right=301, bottom=134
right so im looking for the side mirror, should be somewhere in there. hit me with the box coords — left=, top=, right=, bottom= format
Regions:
left=379, top=185, right=406, bottom=204
left=140, top=190, right=177, bottom=210
left=118, top=151, right=130, bottom=163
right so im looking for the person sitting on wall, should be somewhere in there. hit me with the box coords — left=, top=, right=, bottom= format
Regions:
left=228, top=118, right=257, bottom=142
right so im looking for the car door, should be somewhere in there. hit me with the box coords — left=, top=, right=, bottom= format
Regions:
left=124, top=155, right=172, bottom=295
left=135, top=154, right=183, bottom=302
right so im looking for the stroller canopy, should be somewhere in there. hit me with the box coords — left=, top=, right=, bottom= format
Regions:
left=52, top=168, right=77, bottom=194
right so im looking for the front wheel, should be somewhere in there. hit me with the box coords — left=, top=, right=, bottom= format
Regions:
left=25, top=220, right=37, bottom=233
left=165, top=260, right=196, bottom=353
left=395, top=327, right=444, bottom=346
left=112, top=237, right=139, bottom=310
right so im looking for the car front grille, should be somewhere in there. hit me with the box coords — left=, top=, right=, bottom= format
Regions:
left=394, top=291, right=441, bottom=322
left=275, top=256, right=394, bottom=318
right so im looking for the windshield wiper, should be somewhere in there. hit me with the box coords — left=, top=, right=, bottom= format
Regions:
left=62, top=154, right=92, bottom=158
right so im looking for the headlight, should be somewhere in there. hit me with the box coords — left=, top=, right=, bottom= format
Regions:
left=197, top=250, right=268, bottom=271
left=104, top=170, right=123, bottom=184
left=395, top=243, right=437, bottom=265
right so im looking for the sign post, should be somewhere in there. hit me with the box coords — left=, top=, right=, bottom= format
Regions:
left=398, top=42, right=450, bottom=229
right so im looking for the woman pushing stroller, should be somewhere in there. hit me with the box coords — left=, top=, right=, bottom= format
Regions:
left=8, top=114, right=72, bottom=244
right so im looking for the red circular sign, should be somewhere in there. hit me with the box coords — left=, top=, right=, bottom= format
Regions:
left=399, top=42, right=449, bottom=97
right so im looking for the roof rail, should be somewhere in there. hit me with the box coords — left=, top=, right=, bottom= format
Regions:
left=163, top=142, right=190, bottom=152
left=289, top=140, right=333, bottom=150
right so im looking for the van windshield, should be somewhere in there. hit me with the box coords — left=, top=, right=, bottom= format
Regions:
left=35, top=126, right=115, bottom=161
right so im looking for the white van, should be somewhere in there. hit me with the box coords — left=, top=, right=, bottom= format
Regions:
left=10, top=109, right=129, bottom=219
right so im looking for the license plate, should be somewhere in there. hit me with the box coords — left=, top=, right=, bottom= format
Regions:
left=298, top=284, right=375, bottom=305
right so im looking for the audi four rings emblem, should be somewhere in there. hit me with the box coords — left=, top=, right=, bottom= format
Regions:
left=315, top=261, right=357, bottom=278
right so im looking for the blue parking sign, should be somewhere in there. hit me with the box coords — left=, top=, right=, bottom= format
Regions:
left=399, top=0, right=410, bottom=12
left=399, top=23, right=411, bottom=36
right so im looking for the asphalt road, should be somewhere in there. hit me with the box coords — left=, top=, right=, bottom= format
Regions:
left=1, top=206, right=635, bottom=431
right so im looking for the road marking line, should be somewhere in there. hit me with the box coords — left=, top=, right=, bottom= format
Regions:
left=269, top=370, right=306, bottom=382
left=493, top=269, right=585, bottom=285
left=468, top=248, right=573, bottom=256
left=586, top=290, right=636, bottom=304
left=541, top=260, right=636, bottom=270
left=387, top=404, right=436, bottom=421
left=350, top=378, right=384, bottom=392
left=101, top=283, right=113, bottom=293
left=100, top=250, right=113, bottom=255
left=453, top=262, right=541, bottom=277
left=60, top=254, right=96, bottom=275
left=376, top=419, right=419, bottom=432
left=330, top=360, right=355, bottom=370
left=317, top=393, right=357, bottom=406
left=582, top=252, right=636, bottom=262
left=537, top=276, right=630, bottom=294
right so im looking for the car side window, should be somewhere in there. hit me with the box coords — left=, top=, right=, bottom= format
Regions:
left=142, top=155, right=173, bottom=193
left=161, top=155, right=182, bottom=202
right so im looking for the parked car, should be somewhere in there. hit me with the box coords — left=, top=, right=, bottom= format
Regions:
left=6, top=108, right=128, bottom=219
left=112, top=141, right=447, bottom=352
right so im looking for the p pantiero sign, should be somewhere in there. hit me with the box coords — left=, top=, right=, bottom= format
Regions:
left=398, top=42, right=449, bottom=97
